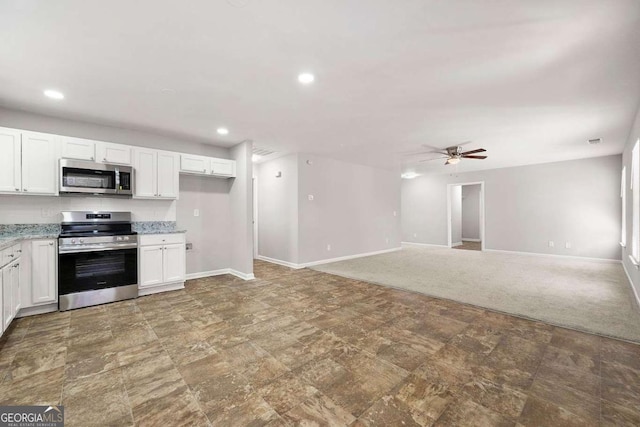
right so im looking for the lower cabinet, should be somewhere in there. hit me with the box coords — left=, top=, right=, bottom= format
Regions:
left=29, top=240, right=57, bottom=305
left=139, top=234, right=185, bottom=295
left=1, top=258, right=21, bottom=334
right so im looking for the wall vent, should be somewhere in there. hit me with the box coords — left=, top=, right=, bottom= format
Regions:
left=588, top=138, right=602, bottom=145
left=253, top=146, right=276, bottom=157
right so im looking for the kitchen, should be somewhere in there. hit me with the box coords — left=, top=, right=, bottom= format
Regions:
left=0, top=113, right=255, bottom=337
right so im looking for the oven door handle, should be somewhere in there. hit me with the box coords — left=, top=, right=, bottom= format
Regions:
left=58, top=243, right=138, bottom=254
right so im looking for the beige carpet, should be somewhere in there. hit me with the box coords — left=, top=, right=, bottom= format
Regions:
left=312, top=245, right=640, bottom=343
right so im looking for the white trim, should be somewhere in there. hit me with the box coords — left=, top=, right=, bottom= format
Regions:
left=462, top=238, right=482, bottom=242
left=628, top=254, right=640, bottom=269
left=484, top=248, right=622, bottom=264
left=302, top=247, right=402, bottom=267
left=452, top=241, right=463, bottom=247
left=621, top=259, right=640, bottom=309
left=401, top=242, right=449, bottom=248
left=256, top=255, right=305, bottom=269
left=185, top=269, right=230, bottom=280
left=252, top=177, right=259, bottom=258
left=16, top=303, right=58, bottom=318
left=229, top=269, right=255, bottom=280
left=447, top=181, right=485, bottom=251
left=257, top=247, right=403, bottom=269
left=138, top=281, right=185, bottom=296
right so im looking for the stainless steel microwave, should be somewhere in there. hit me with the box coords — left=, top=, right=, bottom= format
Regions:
left=59, top=159, right=133, bottom=196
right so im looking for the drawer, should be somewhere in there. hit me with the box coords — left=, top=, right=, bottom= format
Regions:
left=2, top=243, right=21, bottom=266
left=139, top=234, right=186, bottom=247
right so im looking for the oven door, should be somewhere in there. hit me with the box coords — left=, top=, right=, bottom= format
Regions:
left=59, top=247, right=138, bottom=295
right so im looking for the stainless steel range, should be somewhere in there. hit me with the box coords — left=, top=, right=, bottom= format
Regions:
left=58, top=211, right=138, bottom=311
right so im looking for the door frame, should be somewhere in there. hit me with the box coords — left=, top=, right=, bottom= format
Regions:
left=447, top=181, right=485, bottom=250
left=252, top=177, right=259, bottom=258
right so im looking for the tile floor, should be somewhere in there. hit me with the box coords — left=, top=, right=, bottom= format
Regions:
left=453, top=241, right=482, bottom=251
left=0, top=260, right=639, bottom=426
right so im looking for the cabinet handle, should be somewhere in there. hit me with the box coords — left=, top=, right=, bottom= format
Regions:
left=103, top=158, right=107, bottom=162
left=23, top=188, right=28, bottom=192
left=158, top=194, right=162, bottom=197
left=90, top=156, right=94, bottom=160
left=49, top=242, right=54, bottom=246
left=16, top=249, right=22, bottom=253
left=15, top=188, right=19, bottom=191
left=202, top=169, right=206, bottom=173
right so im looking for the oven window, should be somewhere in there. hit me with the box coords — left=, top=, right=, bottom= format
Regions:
left=62, top=167, right=116, bottom=189
left=59, top=248, right=137, bottom=294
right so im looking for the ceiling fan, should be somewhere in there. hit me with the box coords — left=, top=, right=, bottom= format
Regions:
left=405, top=142, right=488, bottom=165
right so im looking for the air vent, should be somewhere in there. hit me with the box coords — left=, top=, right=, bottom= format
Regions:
left=588, top=138, right=602, bottom=145
left=253, top=146, right=276, bottom=157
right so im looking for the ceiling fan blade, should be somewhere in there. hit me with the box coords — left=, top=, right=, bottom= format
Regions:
left=462, top=155, right=487, bottom=159
left=460, top=148, right=486, bottom=155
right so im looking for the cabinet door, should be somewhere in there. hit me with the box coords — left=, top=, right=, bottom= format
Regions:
left=21, top=132, right=57, bottom=195
left=98, top=142, right=132, bottom=165
left=180, top=154, right=210, bottom=174
left=12, top=260, right=20, bottom=314
left=157, top=151, right=179, bottom=199
left=163, top=244, right=185, bottom=283
left=134, top=148, right=157, bottom=198
left=2, top=265, right=13, bottom=330
left=139, top=246, right=164, bottom=288
left=0, top=128, right=22, bottom=193
left=31, top=240, right=57, bottom=304
left=210, top=159, right=236, bottom=177
left=60, top=137, right=96, bottom=161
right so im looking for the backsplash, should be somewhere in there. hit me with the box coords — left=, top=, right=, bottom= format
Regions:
left=0, top=223, right=61, bottom=237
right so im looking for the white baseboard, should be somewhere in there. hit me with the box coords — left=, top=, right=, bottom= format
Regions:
left=257, top=247, right=402, bottom=269
left=452, top=241, right=463, bottom=247
left=302, top=247, right=402, bottom=268
left=255, top=255, right=304, bottom=269
left=16, top=303, right=58, bottom=318
left=185, top=269, right=230, bottom=280
left=185, top=269, right=255, bottom=281
left=483, top=248, right=622, bottom=264
left=462, top=238, right=481, bottom=242
left=138, top=281, right=185, bottom=296
left=401, top=242, right=449, bottom=248
left=621, top=260, right=640, bottom=310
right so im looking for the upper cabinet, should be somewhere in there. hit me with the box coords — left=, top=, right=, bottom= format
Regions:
left=61, top=137, right=132, bottom=165
left=60, top=136, right=96, bottom=161
left=133, top=148, right=179, bottom=199
left=180, top=154, right=236, bottom=178
left=96, top=142, right=132, bottom=165
left=0, top=128, right=57, bottom=196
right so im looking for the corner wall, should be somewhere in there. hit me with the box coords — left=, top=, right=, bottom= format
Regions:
left=402, top=155, right=622, bottom=260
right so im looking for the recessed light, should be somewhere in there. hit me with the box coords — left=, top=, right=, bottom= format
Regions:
left=217, top=128, right=229, bottom=135
left=298, top=73, right=315, bottom=84
left=44, top=89, right=64, bottom=100
left=252, top=154, right=261, bottom=162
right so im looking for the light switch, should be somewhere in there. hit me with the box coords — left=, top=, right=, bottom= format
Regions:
left=194, top=209, right=200, bottom=217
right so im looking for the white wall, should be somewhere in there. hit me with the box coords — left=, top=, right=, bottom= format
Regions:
left=462, top=184, right=481, bottom=240
left=228, top=141, right=254, bottom=276
left=176, top=175, right=231, bottom=274
left=450, top=185, right=462, bottom=245
left=256, top=153, right=402, bottom=265
left=402, top=155, right=621, bottom=260
left=621, top=105, right=640, bottom=304
left=256, top=154, right=299, bottom=264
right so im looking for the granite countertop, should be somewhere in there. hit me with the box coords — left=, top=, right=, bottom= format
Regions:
left=136, top=229, right=187, bottom=235
left=132, top=221, right=185, bottom=235
left=0, top=224, right=61, bottom=251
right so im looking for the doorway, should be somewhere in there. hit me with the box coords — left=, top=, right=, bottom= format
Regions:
left=447, top=182, right=485, bottom=251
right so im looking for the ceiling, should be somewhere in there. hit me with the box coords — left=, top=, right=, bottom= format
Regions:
left=1, top=0, right=639, bottom=174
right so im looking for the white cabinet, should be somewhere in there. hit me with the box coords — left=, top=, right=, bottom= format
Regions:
left=0, top=129, right=58, bottom=196
left=0, top=128, right=22, bottom=193
left=97, top=142, right=132, bottom=165
left=139, top=234, right=186, bottom=294
left=21, top=132, right=58, bottom=195
left=180, top=154, right=236, bottom=178
left=133, top=148, right=179, bottom=199
left=30, top=240, right=57, bottom=305
left=180, top=154, right=210, bottom=174
left=2, top=258, right=20, bottom=332
left=60, top=136, right=96, bottom=161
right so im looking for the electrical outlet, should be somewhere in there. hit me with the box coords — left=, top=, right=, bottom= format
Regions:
left=413, top=233, right=418, bottom=238
left=327, top=244, right=331, bottom=251
left=548, top=241, right=555, bottom=248
left=308, top=195, right=314, bottom=201
left=193, top=209, right=200, bottom=217
left=565, top=242, right=571, bottom=249
left=385, top=237, right=390, bottom=244
left=393, top=211, right=397, bottom=217
left=186, top=243, right=193, bottom=250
